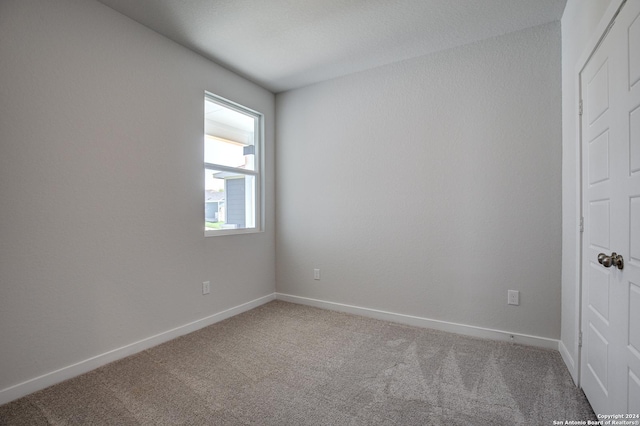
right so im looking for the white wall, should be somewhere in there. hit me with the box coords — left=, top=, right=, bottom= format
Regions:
left=0, top=0, right=275, bottom=401
left=276, top=23, right=562, bottom=340
left=559, top=0, right=618, bottom=383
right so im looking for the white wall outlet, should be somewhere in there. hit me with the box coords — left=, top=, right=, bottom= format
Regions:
left=202, top=281, right=210, bottom=295
left=313, top=269, right=320, bottom=280
left=507, top=290, right=519, bottom=305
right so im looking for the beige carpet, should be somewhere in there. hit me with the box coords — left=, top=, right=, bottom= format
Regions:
left=0, top=300, right=595, bottom=425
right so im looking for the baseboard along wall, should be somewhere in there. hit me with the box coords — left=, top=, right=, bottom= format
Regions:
left=1, top=291, right=563, bottom=406
left=0, top=293, right=276, bottom=406
left=276, top=293, right=560, bottom=351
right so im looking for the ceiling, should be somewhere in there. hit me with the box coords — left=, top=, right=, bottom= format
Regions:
left=96, top=0, right=567, bottom=93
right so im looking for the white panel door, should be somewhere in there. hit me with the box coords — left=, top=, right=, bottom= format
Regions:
left=581, top=0, right=640, bottom=415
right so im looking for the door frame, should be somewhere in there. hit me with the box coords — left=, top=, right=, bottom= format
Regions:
left=575, top=0, right=627, bottom=388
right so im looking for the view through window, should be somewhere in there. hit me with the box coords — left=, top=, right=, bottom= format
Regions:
left=204, top=93, right=262, bottom=235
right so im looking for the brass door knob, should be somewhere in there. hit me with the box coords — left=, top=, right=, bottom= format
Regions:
left=597, top=252, right=624, bottom=270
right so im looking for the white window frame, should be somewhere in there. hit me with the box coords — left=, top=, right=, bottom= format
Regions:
left=204, top=92, right=264, bottom=237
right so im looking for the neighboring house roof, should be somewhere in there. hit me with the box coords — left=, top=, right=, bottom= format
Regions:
left=205, top=190, right=225, bottom=202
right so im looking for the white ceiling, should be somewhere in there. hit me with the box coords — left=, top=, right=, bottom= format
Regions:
left=96, top=0, right=567, bottom=93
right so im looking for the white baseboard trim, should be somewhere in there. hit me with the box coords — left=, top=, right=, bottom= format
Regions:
left=276, top=293, right=559, bottom=351
left=0, top=293, right=276, bottom=406
left=558, top=339, right=579, bottom=385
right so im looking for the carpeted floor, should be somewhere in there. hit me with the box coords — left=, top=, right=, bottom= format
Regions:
left=0, top=300, right=595, bottom=425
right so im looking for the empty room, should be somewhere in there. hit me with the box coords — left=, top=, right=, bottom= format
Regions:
left=1, top=0, right=638, bottom=424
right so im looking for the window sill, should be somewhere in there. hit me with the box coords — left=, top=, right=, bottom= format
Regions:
left=204, top=227, right=262, bottom=237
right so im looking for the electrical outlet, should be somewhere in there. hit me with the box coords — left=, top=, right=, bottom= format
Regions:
left=202, top=281, right=210, bottom=295
left=313, top=269, right=320, bottom=280
left=507, top=290, right=519, bottom=306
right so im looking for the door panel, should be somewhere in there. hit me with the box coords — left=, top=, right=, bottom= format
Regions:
left=629, top=12, right=640, bottom=89
left=630, top=283, right=640, bottom=352
left=631, top=106, right=640, bottom=174
left=588, top=200, right=610, bottom=249
left=630, top=368, right=640, bottom=413
left=588, top=60, right=610, bottom=125
left=589, top=131, right=610, bottom=184
left=587, top=323, right=609, bottom=394
left=588, top=264, right=610, bottom=321
left=630, top=281, right=640, bottom=414
left=631, top=197, right=640, bottom=264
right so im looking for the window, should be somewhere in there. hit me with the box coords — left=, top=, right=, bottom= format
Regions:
left=204, top=92, right=263, bottom=236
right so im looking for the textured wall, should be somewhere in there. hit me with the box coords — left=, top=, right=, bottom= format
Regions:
left=560, top=0, right=618, bottom=382
left=276, top=23, right=562, bottom=339
left=0, top=0, right=275, bottom=395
